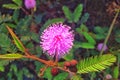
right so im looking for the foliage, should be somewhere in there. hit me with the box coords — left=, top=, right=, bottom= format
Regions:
left=53, top=72, right=68, bottom=80
left=113, top=66, right=119, bottom=79
left=0, top=13, right=12, bottom=24
left=7, top=26, right=25, bottom=52
left=3, top=0, right=22, bottom=9
left=0, top=53, right=23, bottom=59
left=77, top=54, right=116, bottom=74
left=115, top=29, right=120, bottom=43
left=62, top=4, right=83, bottom=23
left=94, top=26, right=108, bottom=40
left=0, top=60, right=13, bottom=72
left=71, top=75, right=83, bottom=80
left=62, top=6, right=73, bottom=22
left=73, top=4, right=83, bottom=23
left=43, top=68, right=53, bottom=80
left=75, top=24, right=96, bottom=49
left=0, top=1, right=119, bottom=80
left=0, top=33, right=16, bottom=53
left=41, top=18, right=65, bottom=32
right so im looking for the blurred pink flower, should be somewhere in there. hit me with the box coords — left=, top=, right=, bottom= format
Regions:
left=105, top=74, right=112, bottom=79
left=97, top=43, right=108, bottom=52
left=40, top=23, right=74, bottom=59
left=24, top=0, right=36, bottom=9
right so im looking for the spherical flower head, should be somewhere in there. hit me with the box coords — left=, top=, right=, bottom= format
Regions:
left=97, top=43, right=108, bottom=52
left=24, top=0, right=36, bottom=9
left=40, top=23, right=74, bottom=59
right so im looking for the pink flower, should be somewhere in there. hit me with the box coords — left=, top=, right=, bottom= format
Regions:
left=40, top=23, right=74, bottom=59
left=24, top=0, right=36, bottom=9
left=97, top=43, right=108, bottom=52
left=105, top=74, right=112, bottom=79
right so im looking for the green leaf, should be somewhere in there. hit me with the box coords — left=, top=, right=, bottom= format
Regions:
left=83, top=32, right=96, bottom=45
left=0, top=53, right=23, bottom=59
left=90, top=72, right=96, bottom=80
left=71, top=75, right=83, bottom=80
left=94, top=26, right=108, bottom=40
left=43, top=68, right=52, bottom=80
left=0, top=60, right=13, bottom=72
left=20, top=36, right=31, bottom=42
left=113, top=66, right=119, bottom=79
left=10, top=64, right=18, bottom=73
left=54, top=72, right=68, bottom=80
left=0, top=14, right=12, bottom=24
left=95, top=34, right=106, bottom=40
left=16, top=70, right=23, bottom=80
left=41, top=18, right=64, bottom=32
left=0, top=24, right=8, bottom=34
left=6, top=23, right=17, bottom=28
left=31, top=32, right=39, bottom=43
left=74, top=42, right=95, bottom=49
left=12, top=0, right=22, bottom=6
left=63, top=49, right=74, bottom=60
left=0, top=33, right=11, bottom=48
left=7, top=26, right=26, bottom=52
left=94, top=26, right=104, bottom=34
left=0, top=66, right=5, bottom=72
left=34, top=14, right=42, bottom=24
left=7, top=72, right=12, bottom=79
left=3, top=4, right=20, bottom=9
left=73, top=4, right=83, bottom=22
left=81, top=43, right=95, bottom=49
left=80, top=13, right=89, bottom=24
left=35, top=61, right=43, bottom=73
left=62, top=6, right=73, bottom=22
left=77, top=54, right=116, bottom=74
left=76, top=24, right=88, bottom=34
left=115, top=29, right=120, bottom=43
left=35, top=46, right=42, bottom=55
left=22, top=68, right=34, bottom=79
left=12, top=10, right=19, bottom=23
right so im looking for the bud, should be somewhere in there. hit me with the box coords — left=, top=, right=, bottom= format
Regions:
left=24, top=0, right=36, bottom=9
left=51, top=68, right=59, bottom=76
left=105, top=74, right=112, bottom=79
left=70, top=60, right=78, bottom=66
left=97, top=43, right=108, bottom=52
left=64, top=61, right=71, bottom=67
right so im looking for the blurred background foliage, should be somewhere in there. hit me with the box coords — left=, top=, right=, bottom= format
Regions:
left=0, top=0, right=120, bottom=80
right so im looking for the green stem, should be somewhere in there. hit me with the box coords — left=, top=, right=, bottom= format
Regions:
left=100, top=10, right=119, bottom=55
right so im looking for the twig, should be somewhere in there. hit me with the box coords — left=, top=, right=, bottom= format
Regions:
left=100, top=10, right=120, bottom=55
left=21, top=7, right=30, bottom=15
left=24, top=55, right=56, bottom=66
left=40, top=65, right=48, bottom=76
left=57, top=67, right=76, bottom=75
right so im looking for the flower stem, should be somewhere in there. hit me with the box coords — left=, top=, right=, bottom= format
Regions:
left=100, top=10, right=119, bottom=55
left=21, top=7, right=29, bottom=15
left=57, top=67, right=76, bottom=75
left=24, top=54, right=56, bottom=66
left=40, top=65, right=48, bottom=76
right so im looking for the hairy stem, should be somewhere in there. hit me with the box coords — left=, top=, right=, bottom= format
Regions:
left=57, top=67, right=76, bottom=75
left=100, top=10, right=119, bottom=55
left=40, top=65, right=48, bottom=76
left=24, top=54, right=56, bottom=66
left=21, top=7, right=29, bottom=15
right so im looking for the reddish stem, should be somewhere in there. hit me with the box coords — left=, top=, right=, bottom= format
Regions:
left=24, top=54, right=56, bottom=66
left=21, top=7, right=29, bottom=15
